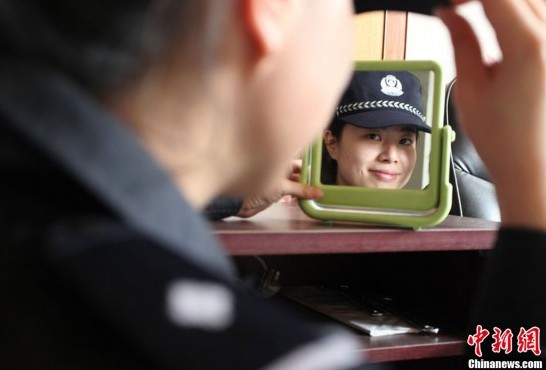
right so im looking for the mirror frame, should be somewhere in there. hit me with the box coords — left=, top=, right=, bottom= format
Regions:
left=299, top=60, right=454, bottom=229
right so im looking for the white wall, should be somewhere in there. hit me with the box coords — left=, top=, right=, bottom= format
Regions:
left=406, top=1, right=501, bottom=84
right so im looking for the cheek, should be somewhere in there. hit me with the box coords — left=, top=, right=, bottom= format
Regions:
left=239, top=2, right=354, bottom=190
left=403, top=149, right=417, bottom=171
left=339, top=143, right=374, bottom=171
left=353, top=144, right=377, bottom=166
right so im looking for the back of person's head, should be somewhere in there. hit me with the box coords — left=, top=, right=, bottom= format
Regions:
left=0, top=0, right=231, bottom=97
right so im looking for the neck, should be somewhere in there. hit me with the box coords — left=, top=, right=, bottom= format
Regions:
left=107, top=71, right=240, bottom=210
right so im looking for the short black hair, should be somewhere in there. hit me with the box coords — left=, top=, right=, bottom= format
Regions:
left=321, top=118, right=347, bottom=185
left=0, top=0, right=155, bottom=94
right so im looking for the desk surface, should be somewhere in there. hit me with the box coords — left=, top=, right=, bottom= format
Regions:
left=213, top=202, right=499, bottom=256
left=359, top=333, right=464, bottom=362
left=212, top=203, right=495, bottom=363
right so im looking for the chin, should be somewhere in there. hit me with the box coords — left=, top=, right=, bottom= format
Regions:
left=222, top=170, right=276, bottom=198
left=222, top=180, right=260, bottom=198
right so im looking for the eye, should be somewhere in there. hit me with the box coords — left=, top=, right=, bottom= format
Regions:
left=365, top=133, right=381, bottom=141
left=399, top=137, right=414, bottom=146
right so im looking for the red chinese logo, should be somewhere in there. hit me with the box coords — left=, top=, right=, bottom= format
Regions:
left=468, top=325, right=490, bottom=357
left=517, top=327, right=541, bottom=356
left=468, top=325, right=541, bottom=357
left=491, top=327, right=513, bottom=354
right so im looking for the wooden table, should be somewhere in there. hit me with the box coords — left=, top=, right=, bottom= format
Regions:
left=212, top=203, right=500, bottom=364
left=215, top=202, right=499, bottom=255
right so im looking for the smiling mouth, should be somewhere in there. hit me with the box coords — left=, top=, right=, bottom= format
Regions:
left=369, top=169, right=400, bottom=181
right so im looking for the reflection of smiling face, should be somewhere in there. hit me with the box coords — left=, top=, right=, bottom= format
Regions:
left=325, top=124, right=417, bottom=189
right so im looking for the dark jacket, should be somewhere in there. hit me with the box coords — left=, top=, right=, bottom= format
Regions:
left=0, top=59, right=362, bottom=370
left=204, top=197, right=243, bottom=221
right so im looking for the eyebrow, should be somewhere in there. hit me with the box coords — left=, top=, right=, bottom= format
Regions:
left=394, top=126, right=418, bottom=134
left=357, top=126, right=417, bottom=134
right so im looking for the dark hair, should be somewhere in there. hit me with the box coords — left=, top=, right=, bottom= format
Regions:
left=0, top=0, right=229, bottom=96
left=321, top=118, right=347, bottom=185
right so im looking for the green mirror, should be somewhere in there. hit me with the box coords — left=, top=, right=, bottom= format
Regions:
left=299, top=60, right=454, bottom=229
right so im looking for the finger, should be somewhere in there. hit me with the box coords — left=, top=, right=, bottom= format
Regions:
left=479, top=0, right=544, bottom=60
left=291, top=158, right=303, bottom=168
left=281, top=179, right=323, bottom=199
left=527, top=0, right=546, bottom=21
left=289, top=172, right=300, bottom=182
left=436, top=6, right=487, bottom=95
left=449, top=0, right=544, bottom=23
left=290, top=159, right=302, bottom=174
left=279, top=195, right=297, bottom=204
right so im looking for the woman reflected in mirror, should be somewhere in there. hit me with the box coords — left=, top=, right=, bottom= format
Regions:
left=321, top=70, right=430, bottom=189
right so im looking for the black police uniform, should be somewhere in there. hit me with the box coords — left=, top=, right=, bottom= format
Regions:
left=204, top=197, right=243, bottom=221
left=0, top=59, right=365, bottom=370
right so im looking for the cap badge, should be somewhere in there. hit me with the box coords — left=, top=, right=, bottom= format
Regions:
left=380, top=75, right=404, bottom=97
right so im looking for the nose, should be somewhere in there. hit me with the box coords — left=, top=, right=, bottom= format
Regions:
left=378, top=143, right=399, bottom=163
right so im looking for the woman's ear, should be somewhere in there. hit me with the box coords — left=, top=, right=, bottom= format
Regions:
left=323, top=130, right=339, bottom=160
